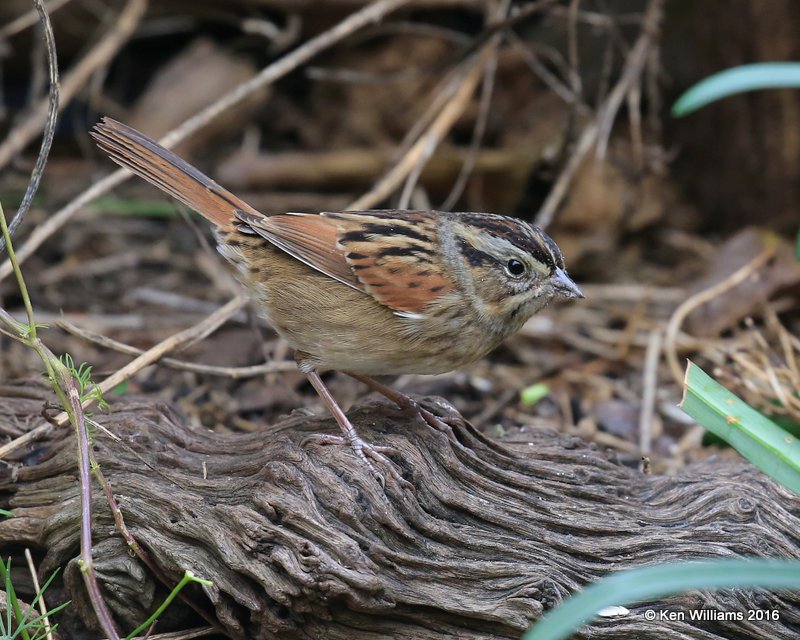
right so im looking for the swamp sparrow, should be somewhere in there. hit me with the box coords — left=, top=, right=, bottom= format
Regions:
left=92, top=118, right=583, bottom=485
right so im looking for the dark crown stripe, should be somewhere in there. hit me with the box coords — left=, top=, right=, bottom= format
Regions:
left=457, top=213, right=562, bottom=272
left=458, top=212, right=519, bottom=237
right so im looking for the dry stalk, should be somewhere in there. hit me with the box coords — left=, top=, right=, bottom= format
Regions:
left=439, top=0, right=506, bottom=210
left=353, top=0, right=562, bottom=211
left=0, top=0, right=147, bottom=171
left=663, top=245, right=777, bottom=387
left=638, top=328, right=662, bottom=456
left=23, top=548, right=54, bottom=640
left=0, top=0, right=73, bottom=39
left=0, top=0, right=416, bottom=283
left=0, top=2, right=123, bottom=636
left=535, top=0, right=664, bottom=229
left=0, top=0, right=60, bottom=251
left=713, top=311, right=800, bottom=422
left=56, top=318, right=297, bottom=378
left=0, top=295, right=250, bottom=460
left=349, top=48, right=491, bottom=210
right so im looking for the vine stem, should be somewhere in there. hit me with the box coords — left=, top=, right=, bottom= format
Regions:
left=1, top=206, right=122, bottom=639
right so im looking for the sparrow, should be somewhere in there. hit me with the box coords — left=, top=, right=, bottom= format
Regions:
left=92, top=117, right=583, bottom=486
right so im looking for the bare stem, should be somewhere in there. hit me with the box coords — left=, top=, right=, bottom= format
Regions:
left=0, top=0, right=60, bottom=252
left=0, top=0, right=414, bottom=283
left=0, top=203, right=36, bottom=336
left=0, top=201, right=122, bottom=637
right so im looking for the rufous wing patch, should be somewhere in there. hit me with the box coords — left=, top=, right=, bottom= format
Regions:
left=329, top=211, right=455, bottom=314
left=240, top=210, right=455, bottom=314
left=239, top=212, right=360, bottom=289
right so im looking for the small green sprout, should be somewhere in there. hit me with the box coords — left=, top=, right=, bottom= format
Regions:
left=59, top=354, right=110, bottom=411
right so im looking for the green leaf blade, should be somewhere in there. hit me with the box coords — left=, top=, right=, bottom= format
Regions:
left=680, top=361, right=800, bottom=495
left=523, top=559, right=800, bottom=640
left=672, top=62, right=800, bottom=116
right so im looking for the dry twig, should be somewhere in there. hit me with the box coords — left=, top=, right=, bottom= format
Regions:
left=0, top=0, right=416, bottom=283
left=439, top=0, right=506, bottom=210
left=0, top=0, right=73, bottom=39
left=638, top=329, right=662, bottom=456
left=0, top=296, right=248, bottom=459
left=57, top=318, right=296, bottom=378
left=0, top=0, right=147, bottom=171
left=0, top=0, right=60, bottom=250
left=663, top=245, right=777, bottom=386
left=535, top=0, right=663, bottom=229
left=349, top=48, right=491, bottom=210
left=23, top=548, right=54, bottom=640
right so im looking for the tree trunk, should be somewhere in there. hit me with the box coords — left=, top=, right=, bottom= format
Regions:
left=1, top=383, right=798, bottom=639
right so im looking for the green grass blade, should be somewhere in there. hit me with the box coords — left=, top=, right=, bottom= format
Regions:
left=89, top=197, right=181, bottom=217
left=672, top=62, right=800, bottom=116
left=125, top=570, right=213, bottom=639
left=523, top=559, right=800, bottom=640
left=795, top=226, right=799, bottom=259
left=680, top=361, right=800, bottom=494
left=23, top=602, right=70, bottom=636
left=2, top=557, right=34, bottom=640
left=1, top=558, right=11, bottom=634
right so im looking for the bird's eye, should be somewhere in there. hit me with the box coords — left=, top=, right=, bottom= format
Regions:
left=506, top=259, right=526, bottom=276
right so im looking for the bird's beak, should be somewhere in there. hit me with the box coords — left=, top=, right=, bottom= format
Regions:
left=551, top=267, right=584, bottom=299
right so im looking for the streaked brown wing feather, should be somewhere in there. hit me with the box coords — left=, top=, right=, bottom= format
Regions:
left=241, top=210, right=455, bottom=314
left=330, top=212, right=454, bottom=313
left=237, top=212, right=361, bottom=290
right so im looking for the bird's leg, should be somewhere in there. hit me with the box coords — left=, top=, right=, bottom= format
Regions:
left=348, top=373, right=461, bottom=445
left=304, top=371, right=408, bottom=488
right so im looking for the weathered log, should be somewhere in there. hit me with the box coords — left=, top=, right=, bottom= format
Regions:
left=1, top=382, right=799, bottom=639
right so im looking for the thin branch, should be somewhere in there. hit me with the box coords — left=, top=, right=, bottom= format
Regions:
left=2, top=225, right=120, bottom=637
left=535, top=0, right=663, bottom=229
left=638, top=329, right=662, bottom=456
left=566, top=0, right=583, bottom=102
left=352, top=0, right=561, bottom=210
left=440, top=0, right=506, bottom=210
left=64, top=377, right=121, bottom=638
left=398, top=136, right=436, bottom=209
left=348, top=49, right=490, bottom=210
left=0, top=0, right=59, bottom=253
left=0, top=296, right=248, bottom=460
left=24, top=548, right=54, bottom=640
left=509, top=32, right=588, bottom=110
left=664, top=246, right=777, bottom=386
left=0, top=0, right=147, bottom=171
left=0, top=0, right=415, bottom=283
left=56, top=318, right=297, bottom=378
left=0, top=0, right=73, bottom=39
left=59, top=295, right=250, bottom=423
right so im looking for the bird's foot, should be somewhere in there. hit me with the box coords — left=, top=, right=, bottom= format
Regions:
left=303, top=432, right=410, bottom=489
left=348, top=374, right=463, bottom=446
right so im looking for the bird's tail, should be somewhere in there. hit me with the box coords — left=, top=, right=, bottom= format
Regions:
left=91, top=117, right=262, bottom=227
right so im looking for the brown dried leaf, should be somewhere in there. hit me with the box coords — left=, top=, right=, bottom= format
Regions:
left=128, top=39, right=270, bottom=152
left=685, top=227, right=800, bottom=336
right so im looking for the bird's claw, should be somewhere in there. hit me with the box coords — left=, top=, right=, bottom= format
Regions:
left=303, top=433, right=412, bottom=490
